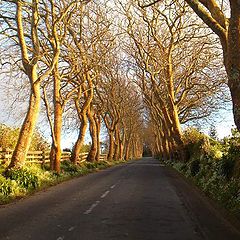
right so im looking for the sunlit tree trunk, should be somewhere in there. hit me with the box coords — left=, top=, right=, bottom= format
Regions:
left=107, top=131, right=114, bottom=161
left=132, top=139, right=137, bottom=159
left=225, top=3, right=240, bottom=131
left=119, top=135, right=125, bottom=161
left=183, top=0, right=240, bottom=131
left=161, top=131, right=170, bottom=160
left=8, top=82, right=41, bottom=169
left=95, top=114, right=101, bottom=162
left=71, top=81, right=93, bottom=164
left=50, top=69, right=63, bottom=173
left=87, top=107, right=98, bottom=162
left=71, top=113, right=88, bottom=164
left=125, top=138, right=131, bottom=160
left=113, top=127, right=120, bottom=161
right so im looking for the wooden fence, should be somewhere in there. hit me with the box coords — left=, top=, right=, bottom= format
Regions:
left=0, top=148, right=107, bottom=164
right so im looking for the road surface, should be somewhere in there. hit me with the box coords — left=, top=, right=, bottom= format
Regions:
left=0, top=157, right=239, bottom=240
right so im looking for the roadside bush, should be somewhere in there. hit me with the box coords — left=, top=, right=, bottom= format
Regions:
left=217, top=157, right=235, bottom=179
left=218, top=179, right=240, bottom=211
left=171, top=155, right=240, bottom=215
left=8, top=168, right=39, bottom=190
left=0, top=124, right=49, bottom=151
left=84, top=162, right=96, bottom=170
left=0, top=175, right=24, bottom=196
left=228, top=144, right=240, bottom=159
left=183, top=127, right=213, bottom=162
left=95, top=161, right=110, bottom=169
left=26, top=164, right=53, bottom=185
left=168, top=127, right=240, bottom=215
left=208, top=139, right=223, bottom=159
left=189, top=159, right=201, bottom=176
left=172, top=161, right=187, bottom=173
left=61, top=161, right=79, bottom=174
left=183, top=128, right=204, bottom=159
left=201, top=174, right=240, bottom=214
left=84, top=161, right=108, bottom=170
left=183, top=127, right=204, bottom=145
left=0, top=175, right=14, bottom=195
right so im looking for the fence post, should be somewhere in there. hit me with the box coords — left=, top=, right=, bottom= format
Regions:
left=79, top=153, right=82, bottom=163
left=41, top=150, right=46, bottom=167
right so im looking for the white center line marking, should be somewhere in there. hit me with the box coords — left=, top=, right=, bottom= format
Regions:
left=68, top=226, right=75, bottom=232
left=110, top=184, right=116, bottom=189
left=84, top=201, right=100, bottom=215
left=101, top=190, right=110, bottom=199
left=56, top=237, right=64, bottom=240
left=83, top=183, right=119, bottom=215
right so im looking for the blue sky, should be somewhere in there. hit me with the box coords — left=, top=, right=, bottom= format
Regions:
left=214, top=109, right=235, bottom=139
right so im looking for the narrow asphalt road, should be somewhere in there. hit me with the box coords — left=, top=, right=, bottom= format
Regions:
left=0, top=157, right=239, bottom=240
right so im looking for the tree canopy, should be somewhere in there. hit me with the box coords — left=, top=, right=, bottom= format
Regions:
left=0, top=0, right=236, bottom=171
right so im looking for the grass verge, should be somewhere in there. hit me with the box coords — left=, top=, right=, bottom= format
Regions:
left=0, top=160, right=126, bottom=205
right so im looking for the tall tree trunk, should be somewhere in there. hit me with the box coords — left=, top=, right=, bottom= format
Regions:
left=119, top=141, right=124, bottom=160
left=132, top=139, right=137, bottom=159
left=71, top=78, right=94, bottom=164
left=119, top=129, right=125, bottom=160
left=107, top=131, right=114, bottom=161
left=169, top=102, right=187, bottom=161
left=50, top=101, right=62, bottom=173
left=50, top=70, right=62, bottom=173
left=71, top=113, right=88, bottom=164
left=184, top=0, right=240, bottom=131
left=128, top=140, right=133, bottom=160
left=167, top=45, right=186, bottom=161
left=6, top=2, right=42, bottom=170
left=226, top=3, right=240, bottom=131
left=125, top=140, right=131, bottom=160
left=113, top=128, right=120, bottom=161
left=154, top=130, right=164, bottom=158
left=161, top=131, right=170, bottom=161
left=136, top=137, right=143, bottom=158
left=7, top=83, right=41, bottom=169
left=87, top=108, right=98, bottom=162
left=95, top=114, right=101, bottom=162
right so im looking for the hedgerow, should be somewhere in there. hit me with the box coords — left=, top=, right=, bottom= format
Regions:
left=166, top=127, right=240, bottom=216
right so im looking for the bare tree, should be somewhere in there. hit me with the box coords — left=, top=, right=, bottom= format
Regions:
left=0, top=0, right=63, bottom=170
left=139, top=0, right=240, bottom=132
left=97, top=52, right=144, bottom=161
left=123, top=0, right=227, bottom=159
left=39, top=0, right=83, bottom=173
left=65, top=0, right=116, bottom=163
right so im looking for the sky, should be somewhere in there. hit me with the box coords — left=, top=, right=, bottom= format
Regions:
left=206, top=109, right=235, bottom=139
left=214, top=109, right=235, bottom=139
left=182, top=104, right=235, bottom=140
